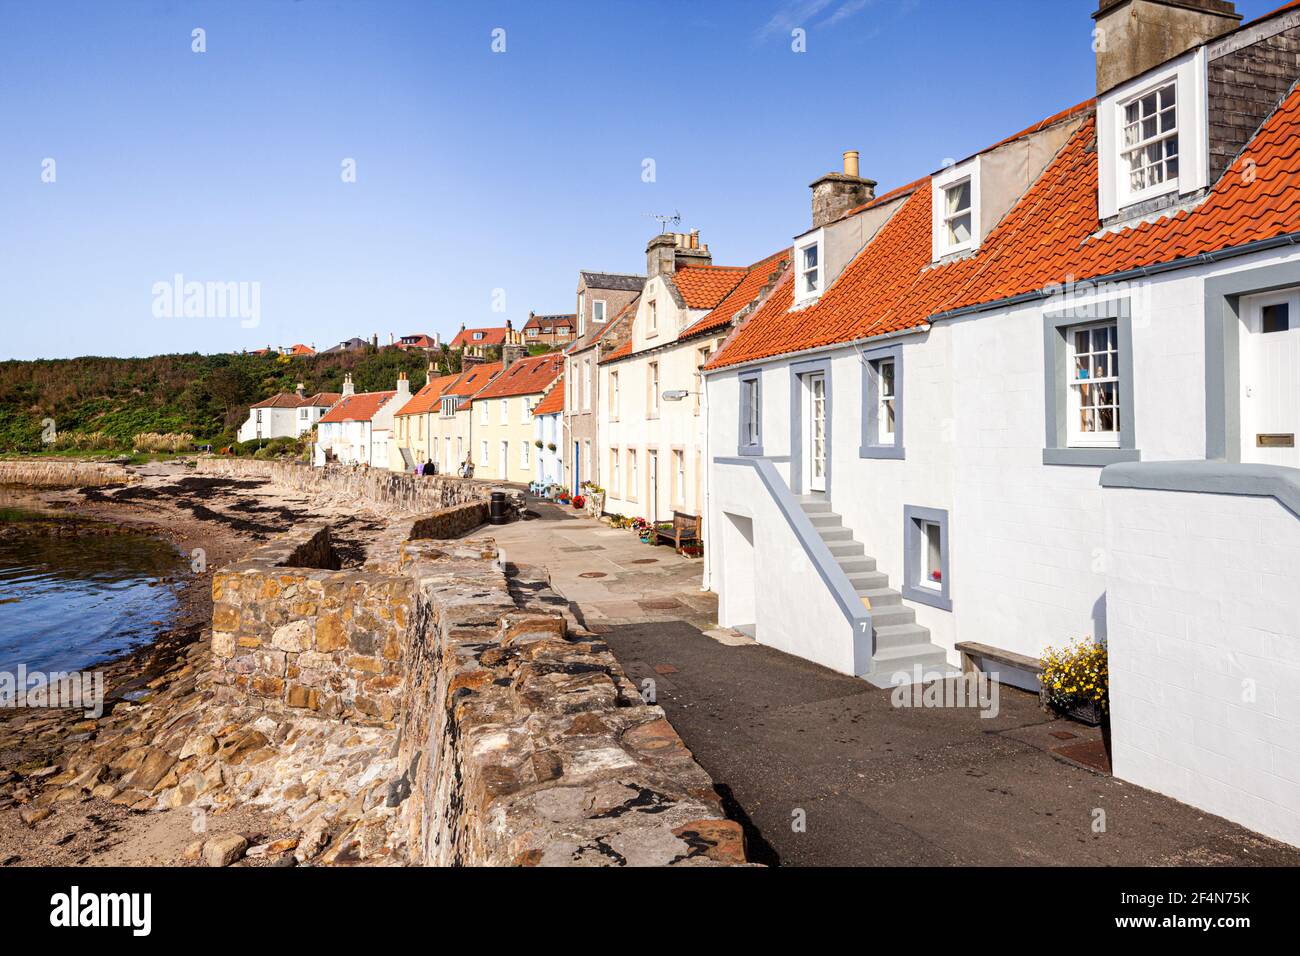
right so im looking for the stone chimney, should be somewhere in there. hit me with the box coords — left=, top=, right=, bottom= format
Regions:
left=342, top=374, right=355, bottom=398
left=501, top=343, right=527, bottom=371
left=810, top=151, right=876, bottom=229
left=1093, top=0, right=1240, bottom=95
left=646, top=231, right=714, bottom=279
left=395, top=371, right=411, bottom=403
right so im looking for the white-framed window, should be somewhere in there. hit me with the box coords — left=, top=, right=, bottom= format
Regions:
left=920, top=520, right=942, bottom=591
left=473, top=331, right=484, bottom=341
left=520, top=440, right=529, bottom=467
left=577, top=292, right=586, bottom=336
left=648, top=362, right=660, bottom=417
left=521, top=396, right=532, bottom=423
left=878, top=358, right=896, bottom=441
left=479, top=401, right=488, bottom=425
left=932, top=157, right=980, bottom=259
left=627, top=448, right=638, bottom=500
left=647, top=298, right=657, bottom=335
left=1121, top=81, right=1178, bottom=198
left=499, top=398, right=509, bottom=424
left=903, top=505, right=951, bottom=611
left=673, top=449, right=685, bottom=505
left=609, top=370, right=620, bottom=419
left=527, top=327, right=538, bottom=337
left=610, top=447, right=620, bottom=495
left=593, top=299, right=607, bottom=323
left=582, top=359, right=591, bottom=410
left=739, top=373, right=761, bottom=451
left=792, top=229, right=824, bottom=307
left=1098, top=48, right=1207, bottom=218
left=583, top=440, right=591, bottom=482
left=1066, top=320, right=1121, bottom=449
left=479, top=439, right=488, bottom=464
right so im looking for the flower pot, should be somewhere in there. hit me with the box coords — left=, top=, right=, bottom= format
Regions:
left=1042, top=691, right=1104, bottom=727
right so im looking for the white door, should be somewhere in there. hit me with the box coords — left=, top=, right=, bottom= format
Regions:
left=1241, top=290, right=1300, bottom=467
left=500, top=441, right=509, bottom=478
left=648, top=451, right=659, bottom=524
left=804, top=373, right=827, bottom=492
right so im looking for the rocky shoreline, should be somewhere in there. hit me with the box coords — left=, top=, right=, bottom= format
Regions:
left=0, top=463, right=388, bottom=866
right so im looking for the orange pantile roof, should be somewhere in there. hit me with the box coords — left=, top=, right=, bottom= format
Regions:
left=318, top=391, right=397, bottom=424
left=394, top=374, right=460, bottom=417
left=670, top=265, right=748, bottom=310
left=443, top=361, right=504, bottom=398
left=532, top=376, right=564, bottom=416
left=711, top=85, right=1300, bottom=370
left=598, top=339, right=634, bottom=365
left=679, top=248, right=791, bottom=340
left=287, top=343, right=316, bottom=356
left=449, top=326, right=513, bottom=348
left=473, top=353, right=564, bottom=400
left=250, top=391, right=339, bottom=409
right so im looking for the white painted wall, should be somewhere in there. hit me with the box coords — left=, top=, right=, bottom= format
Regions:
left=1105, top=485, right=1300, bottom=848
left=704, top=246, right=1300, bottom=668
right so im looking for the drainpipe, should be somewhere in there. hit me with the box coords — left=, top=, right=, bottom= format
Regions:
left=701, top=378, right=711, bottom=593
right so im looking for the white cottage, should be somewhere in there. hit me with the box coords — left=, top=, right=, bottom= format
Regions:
left=313, top=373, right=408, bottom=467
left=703, top=0, right=1300, bottom=847
left=236, top=384, right=341, bottom=443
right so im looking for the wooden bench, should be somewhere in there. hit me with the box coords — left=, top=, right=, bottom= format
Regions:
left=954, top=641, right=1043, bottom=693
left=654, top=511, right=701, bottom=554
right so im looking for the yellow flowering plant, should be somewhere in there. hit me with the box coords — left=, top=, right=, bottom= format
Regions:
left=1039, top=638, right=1109, bottom=715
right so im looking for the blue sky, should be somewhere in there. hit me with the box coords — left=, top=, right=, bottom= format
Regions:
left=0, top=0, right=1284, bottom=360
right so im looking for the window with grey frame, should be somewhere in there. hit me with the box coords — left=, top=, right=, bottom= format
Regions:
left=1043, top=299, right=1139, bottom=466
left=738, top=372, right=762, bottom=455
left=902, top=505, right=951, bottom=611
left=860, top=343, right=904, bottom=459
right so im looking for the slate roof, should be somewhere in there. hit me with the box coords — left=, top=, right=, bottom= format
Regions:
left=580, top=271, right=647, bottom=292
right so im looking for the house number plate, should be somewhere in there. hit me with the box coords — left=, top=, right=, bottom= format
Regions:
left=1256, top=433, right=1296, bottom=448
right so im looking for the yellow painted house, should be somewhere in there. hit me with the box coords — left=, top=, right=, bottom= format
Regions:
left=468, top=352, right=564, bottom=485
left=390, top=362, right=502, bottom=474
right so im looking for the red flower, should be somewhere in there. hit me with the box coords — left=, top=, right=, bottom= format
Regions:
left=931, top=570, right=942, bottom=582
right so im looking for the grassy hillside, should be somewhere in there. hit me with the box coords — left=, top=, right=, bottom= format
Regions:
left=0, top=345, right=475, bottom=453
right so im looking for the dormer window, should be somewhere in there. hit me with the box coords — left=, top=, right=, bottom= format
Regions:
left=473, top=331, right=484, bottom=341
left=1097, top=48, right=1207, bottom=221
left=792, top=229, right=824, bottom=307
left=932, top=157, right=981, bottom=260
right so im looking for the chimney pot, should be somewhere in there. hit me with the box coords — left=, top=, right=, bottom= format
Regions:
left=810, top=151, right=876, bottom=229
left=843, top=151, right=860, bottom=178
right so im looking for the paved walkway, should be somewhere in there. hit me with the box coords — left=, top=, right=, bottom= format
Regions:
left=491, top=502, right=1300, bottom=867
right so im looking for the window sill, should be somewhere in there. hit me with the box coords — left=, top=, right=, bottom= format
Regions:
left=1042, top=447, right=1140, bottom=467
left=737, top=444, right=765, bottom=458
left=860, top=443, right=905, bottom=460
left=902, top=581, right=952, bottom=612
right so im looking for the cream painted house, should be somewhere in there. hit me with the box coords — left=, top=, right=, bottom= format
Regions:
left=391, top=361, right=503, bottom=475
left=598, top=232, right=788, bottom=523
left=468, top=352, right=564, bottom=485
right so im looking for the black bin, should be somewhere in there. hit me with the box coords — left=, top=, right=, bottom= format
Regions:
left=488, top=491, right=509, bottom=525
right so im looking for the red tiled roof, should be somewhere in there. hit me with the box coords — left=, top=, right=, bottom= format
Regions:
left=523, top=313, right=575, bottom=331
left=287, top=343, right=316, bottom=356
left=443, top=361, right=503, bottom=398
left=396, top=334, right=437, bottom=349
left=318, top=391, right=396, bottom=424
left=532, top=376, right=564, bottom=416
left=669, top=265, right=748, bottom=310
left=711, top=85, right=1300, bottom=369
left=679, top=248, right=791, bottom=340
left=449, top=327, right=513, bottom=348
left=599, top=339, right=634, bottom=365
left=473, top=354, right=564, bottom=400
left=394, top=374, right=460, bottom=417
left=250, top=391, right=339, bottom=409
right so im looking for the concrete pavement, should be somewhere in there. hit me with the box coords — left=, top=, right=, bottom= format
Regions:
left=490, top=502, right=1300, bottom=866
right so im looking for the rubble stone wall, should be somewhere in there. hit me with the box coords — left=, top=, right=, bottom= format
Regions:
left=395, top=537, right=747, bottom=866
left=211, top=524, right=411, bottom=725
left=195, top=457, right=493, bottom=514
left=0, top=459, right=132, bottom=488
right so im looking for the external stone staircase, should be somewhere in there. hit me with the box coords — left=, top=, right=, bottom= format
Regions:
left=798, top=496, right=959, bottom=688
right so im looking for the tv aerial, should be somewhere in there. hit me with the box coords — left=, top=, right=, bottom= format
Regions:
left=646, top=210, right=681, bottom=234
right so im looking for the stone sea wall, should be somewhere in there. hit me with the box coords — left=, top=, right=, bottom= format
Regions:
left=0, top=459, right=132, bottom=488
left=395, top=538, right=746, bottom=866
left=211, top=524, right=411, bottom=725
left=195, top=457, right=493, bottom=514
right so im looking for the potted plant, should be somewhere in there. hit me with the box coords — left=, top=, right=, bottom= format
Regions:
left=572, top=494, right=586, bottom=510
left=580, top=481, right=605, bottom=517
left=534, top=439, right=543, bottom=448
left=1039, top=638, right=1109, bottom=727
left=547, top=442, right=557, bottom=452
